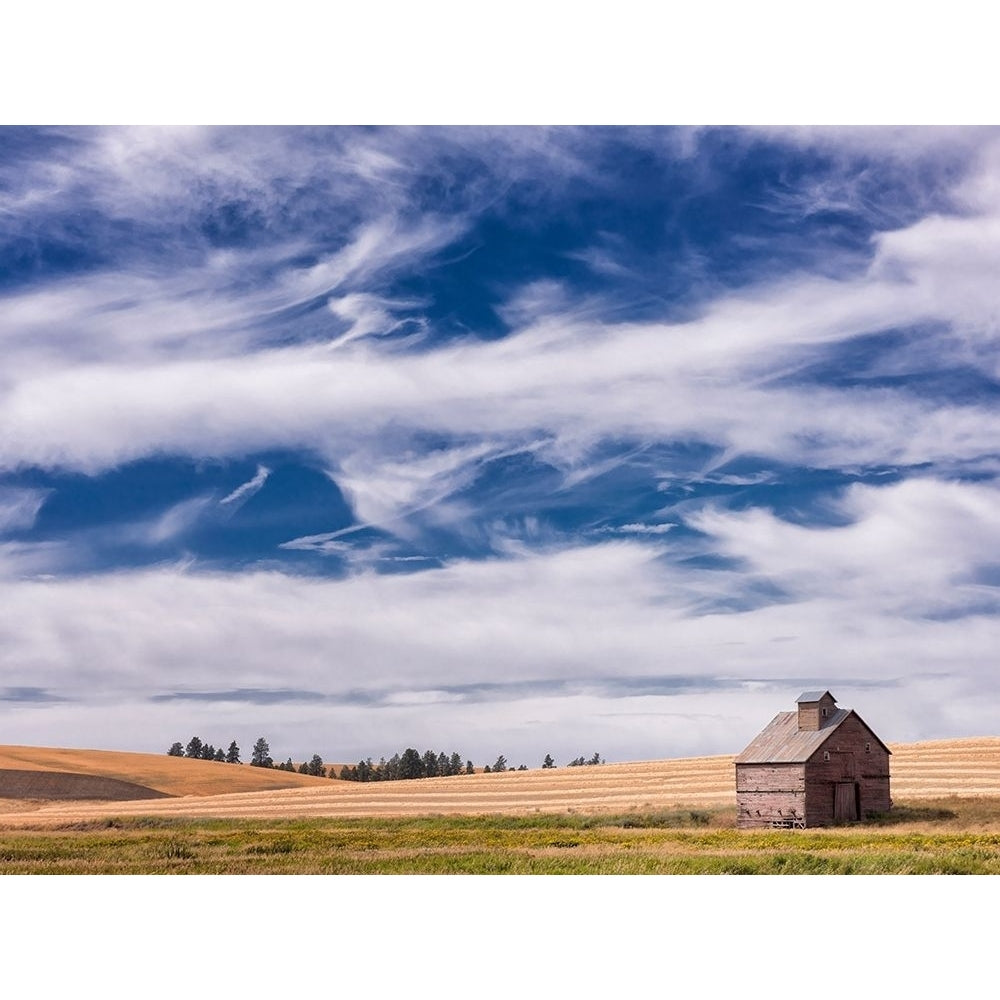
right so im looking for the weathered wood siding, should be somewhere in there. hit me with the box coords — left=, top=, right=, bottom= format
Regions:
left=803, top=713, right=890, bottom=825
left=735, top=763, right=806, bottom=828
left=797, top=692, right=837, bottom=732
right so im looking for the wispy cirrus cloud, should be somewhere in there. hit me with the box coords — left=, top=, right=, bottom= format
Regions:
left=220, top=465, right=271, bottom=507
left=0, top=487, right=50, bottom=533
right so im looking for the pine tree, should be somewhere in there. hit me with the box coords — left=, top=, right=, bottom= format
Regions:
left=213, top=747, right=225, bottom=761
left=185, top=736, right=203, bottom=759
left=400, top=748, right=423, bottom=779
left=167, top=742, right=185, bottom=757
left=250, top=737, right=273, bottom=768
left=542, top=754, right=556, bottom=768
left=492, top=754, right=507, bottom=772
left=225, top=741, right=241, bottom=764
left=308, top=754, right=325, bottom=777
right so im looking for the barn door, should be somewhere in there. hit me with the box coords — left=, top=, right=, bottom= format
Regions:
left=834, top=782, right=858, bottom=822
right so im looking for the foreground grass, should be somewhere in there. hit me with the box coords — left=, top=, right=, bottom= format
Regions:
left=3, top=800, right=1000, bottom=874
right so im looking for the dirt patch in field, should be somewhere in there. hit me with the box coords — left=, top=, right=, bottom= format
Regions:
left=0, top=768, right=171, bottom=801
left=0, top=745, right=335, bottom=797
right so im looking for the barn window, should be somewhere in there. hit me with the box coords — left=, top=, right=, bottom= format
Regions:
left=822, top=707, right=829, bottom=717
left=865, top=742, right=871, bottom=753
left=823, top=751, right=830, bottom=762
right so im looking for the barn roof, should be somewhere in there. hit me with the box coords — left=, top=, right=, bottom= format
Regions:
left=734, top=708, right=890, bottom=764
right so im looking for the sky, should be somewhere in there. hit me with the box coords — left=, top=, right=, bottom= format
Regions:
left=2, top=125, right=1000, bottom=767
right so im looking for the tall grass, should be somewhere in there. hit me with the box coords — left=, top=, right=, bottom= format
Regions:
left=3, top=798, right=1000, bottom=873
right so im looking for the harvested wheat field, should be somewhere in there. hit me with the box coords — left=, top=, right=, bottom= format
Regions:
left=2, top=736, right=999, bottom=827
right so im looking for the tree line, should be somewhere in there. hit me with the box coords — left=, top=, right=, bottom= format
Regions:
left=166, top=736, right=328, bottom=775
left=167, top=736, right=241, bottom=763
left=167, top=736, right=603, bottom=778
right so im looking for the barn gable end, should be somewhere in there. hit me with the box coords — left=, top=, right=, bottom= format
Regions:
left=735, top=692, right=891, bottom=829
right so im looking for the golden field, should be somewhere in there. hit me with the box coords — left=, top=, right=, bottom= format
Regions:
left=2, top=736, right=999, bottom=827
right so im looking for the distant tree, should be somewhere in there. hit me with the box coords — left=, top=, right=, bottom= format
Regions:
left=250, top=737, right=273, bottom=768
left=542, top=754, right=555, bottom=769
left=422, top=750, right=439, bottom=777
left=297, top=761, right=309, bottom=774
left=492, top=755, right=507, bottom=773
left=199, top=743, right=216, bottom=760
left=587, top=752, right=603, bottom=766
left=167, top=742, right=185, bottom=757
left=399, top=748, right=423, bottom=780
left=483, top=765, right=491, bottom=773
left=465, top=760, right=475, bottom=775
left=517, top=764, right=528, bottom=771
left=213, top=747, right=225, bottom=762
left=307, top=754, right=326, bottom=777
left=185, top=736, right=203, bottom=759
left=450, top=752, right=463, bottom=776
left=437, top=751, right=450, bottom=776
left=225, top=741, right=241, bottom=764
left=567, top=756, right=585, bottom=767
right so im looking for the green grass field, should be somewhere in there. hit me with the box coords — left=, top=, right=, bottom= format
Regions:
left=3, top=798, right=1000, bottom=873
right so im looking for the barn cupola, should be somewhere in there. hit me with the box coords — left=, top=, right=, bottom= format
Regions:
left=796, top=691, right=837, bottom=731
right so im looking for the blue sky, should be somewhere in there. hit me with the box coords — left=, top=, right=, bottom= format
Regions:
left=2, top=125, right=1000, bottom=765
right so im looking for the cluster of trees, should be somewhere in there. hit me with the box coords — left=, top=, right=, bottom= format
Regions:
left=338, top=748, right=473, bottom=782
left=167, top=737, right=241, bottom=763
left=275, top=754, right=327, bottom=777
left=165, top=736, right=326, bottom=775
left=168, top=737, right=604, bottom=777
left=245, top=737, right=329, bottom=775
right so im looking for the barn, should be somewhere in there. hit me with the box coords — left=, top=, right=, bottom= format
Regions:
left=735, top=691, right=891, bottom=829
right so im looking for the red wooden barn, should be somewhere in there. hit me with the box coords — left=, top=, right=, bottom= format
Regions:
left=735, top=691, right=891, bottom=829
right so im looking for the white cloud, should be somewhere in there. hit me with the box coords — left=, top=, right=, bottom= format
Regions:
left=686, top=477, right=1000, bottom=618
left=600, top=523, right=674, bottom=535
